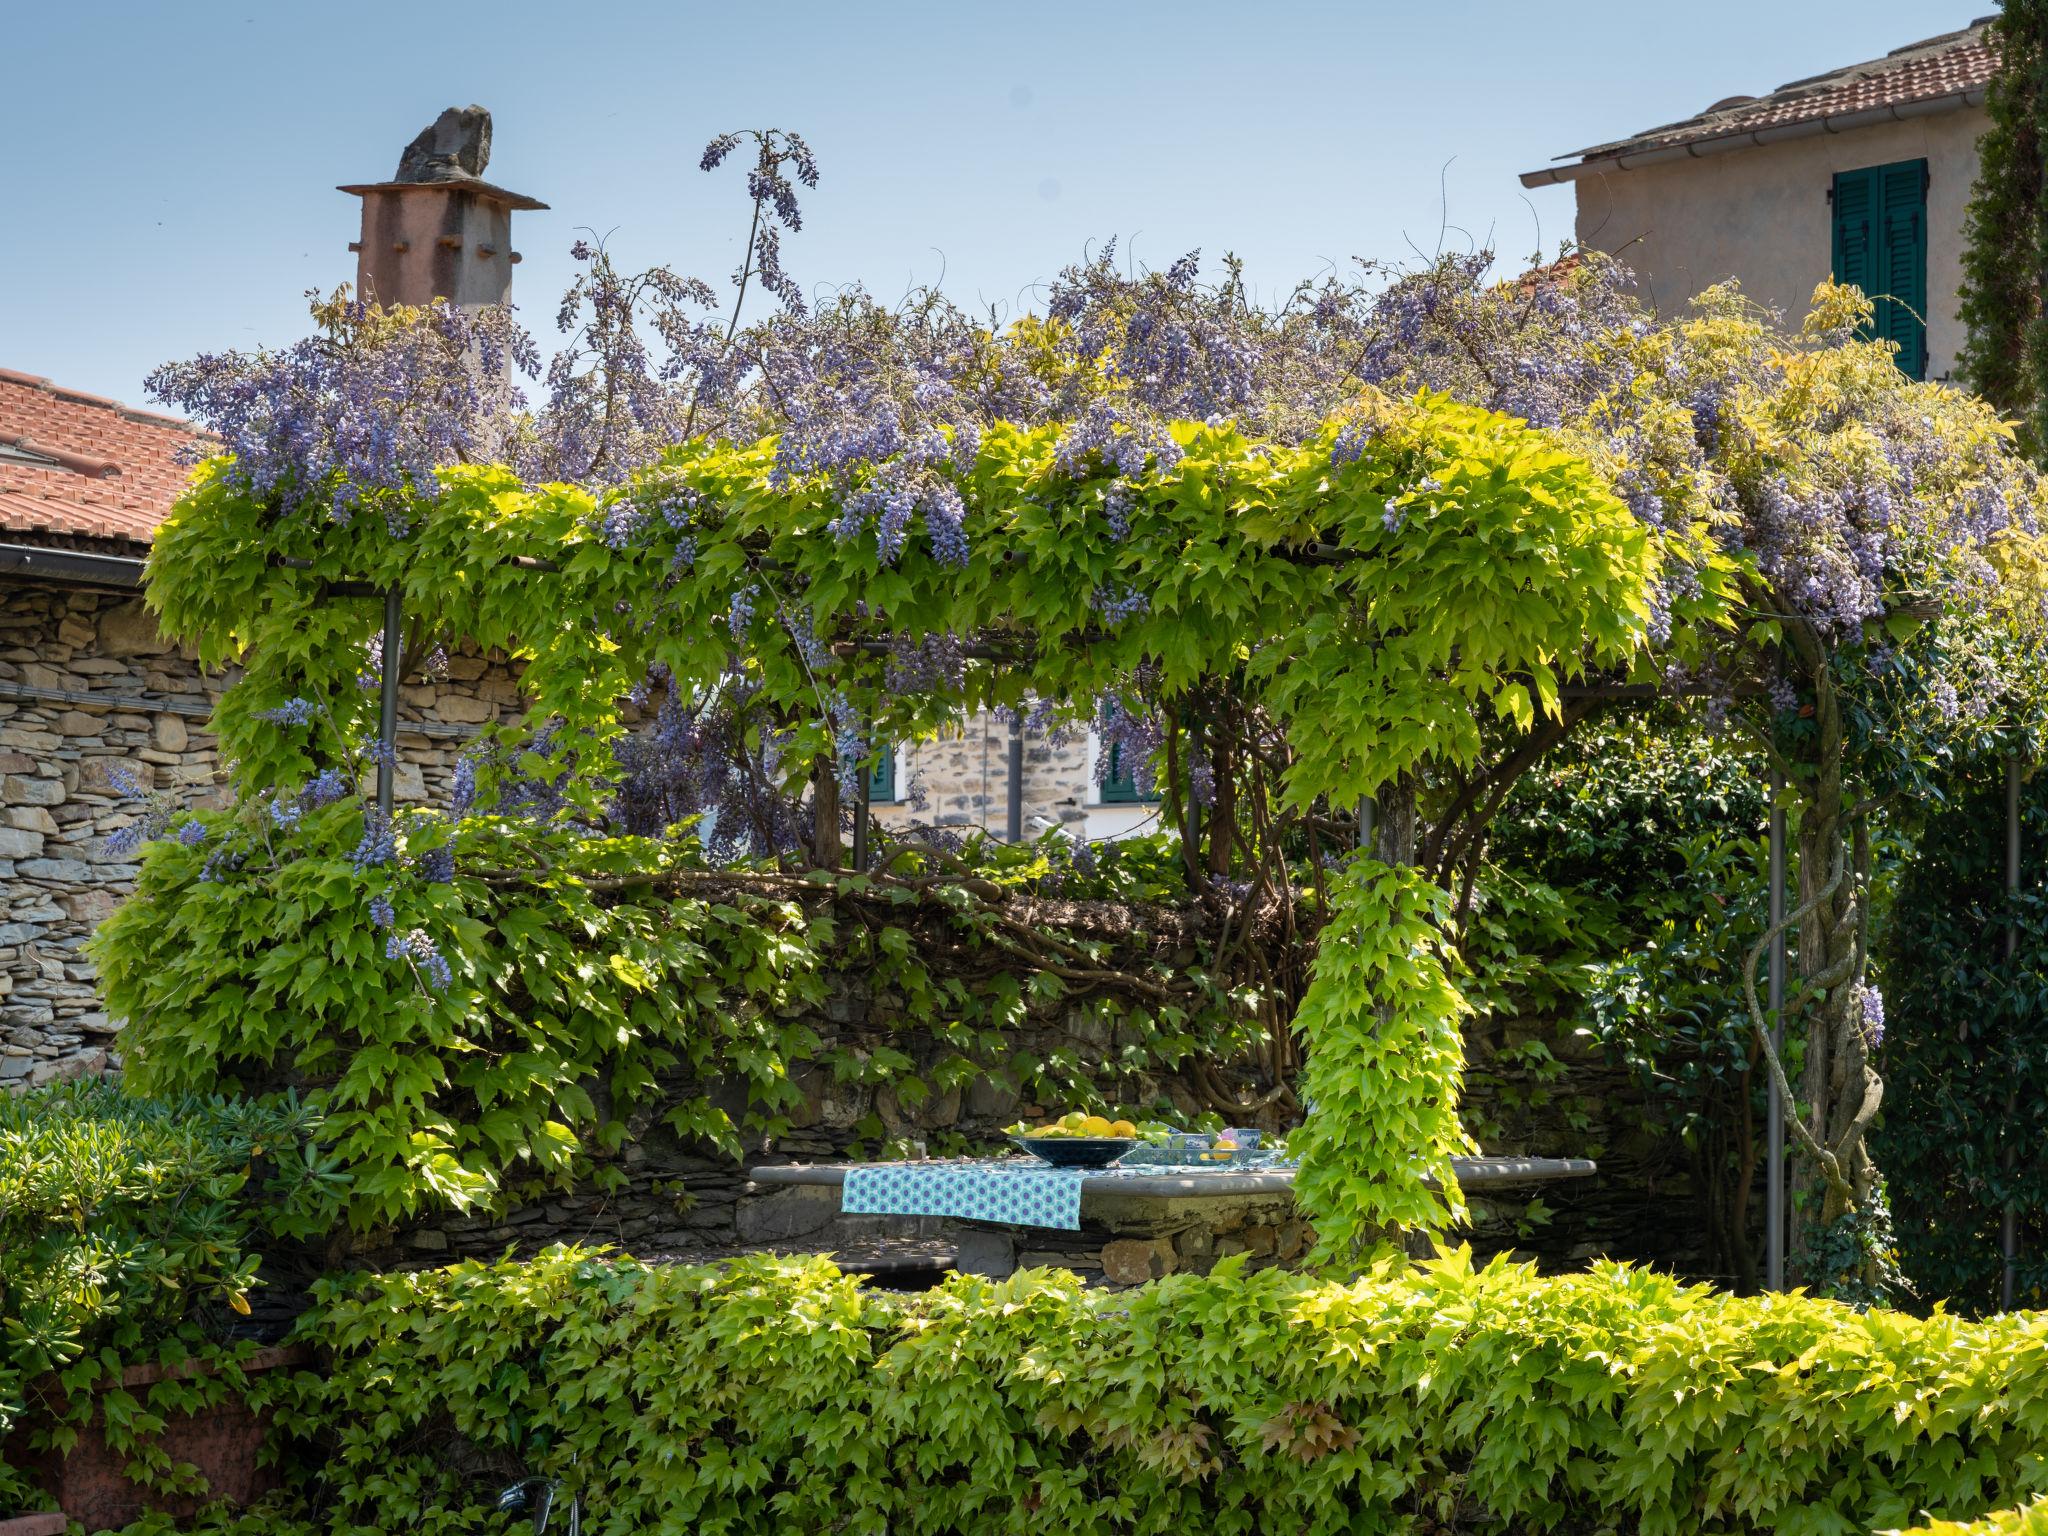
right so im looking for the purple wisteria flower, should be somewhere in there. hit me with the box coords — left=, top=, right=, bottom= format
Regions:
left=146, top=295, right=539, bottom=527
left=350, top=812, right=397, bottom=869
left=1089, top=584, right=1149, bottom=626
left=884, top=634, right=967, bottom=696
left=451, top=755, right=479, bottom=818
left=387, top=927, right=454, bottom=993
left=1093, top=689, right=1163, bottom=796
left=256, top=698, right=319, bottom=726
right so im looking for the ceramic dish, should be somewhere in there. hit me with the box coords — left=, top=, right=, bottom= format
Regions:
left=1008, top=1136, right=1135, bottom=1168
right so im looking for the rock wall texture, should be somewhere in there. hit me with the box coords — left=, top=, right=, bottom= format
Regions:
left=872, top=710, right=1091, bottom=835
left=0, top=579, right=519, bottom=1088
left=1462, top=1020, right=1715, bottom=1279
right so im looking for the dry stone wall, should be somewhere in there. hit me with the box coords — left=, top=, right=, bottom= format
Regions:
left=872, top=710, right=1094, bottom=837
left=342, top=959, right=1196, bottom=1271
left=0, top=578, right=520, bottom=1088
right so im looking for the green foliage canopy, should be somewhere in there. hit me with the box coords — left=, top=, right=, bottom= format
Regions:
left=145, top=403, right=1655, bottom=815
left=104, top=394, right=1658, bottom=1244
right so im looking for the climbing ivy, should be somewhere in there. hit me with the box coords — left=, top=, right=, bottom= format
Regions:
left=1875, top=761, right=2048, bottom=1313
left=1290, top=860, right=1475, bottom=1256
left=96, top=814, right=1254, bottom=1230
left=1959, top=1, right=2048, bottom=456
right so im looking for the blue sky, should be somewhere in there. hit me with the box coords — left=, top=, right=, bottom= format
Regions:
left=0, top=0, right=1991, bottom=405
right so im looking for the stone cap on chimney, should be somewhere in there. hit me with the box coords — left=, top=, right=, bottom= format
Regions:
left=340, top=106, right=546, bottom=210
left=336, top=177, right=548, bottom=212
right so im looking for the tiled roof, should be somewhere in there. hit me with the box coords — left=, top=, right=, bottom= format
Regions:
left=1526, top=16, right=1997, bottom=183
left=0, top=368, right=201, bottom=549
left=1513, top=250, right=1586, bottom=295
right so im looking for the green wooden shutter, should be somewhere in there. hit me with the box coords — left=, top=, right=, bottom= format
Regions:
left=1831, top=165, right=1878, bottom=300
left=1876, top=159, right=1928, bottom=380
left=1100, top=743, right=1163, bottom=804
left=1101, top=742, right=1144, bottom=803
left=868, top=747, right=896, bottom=803
left=1832, top=160, right=1927, bottom=379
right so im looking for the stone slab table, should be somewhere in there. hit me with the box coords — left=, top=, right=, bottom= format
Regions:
left=748, top=1155, right=1596, bottom=1286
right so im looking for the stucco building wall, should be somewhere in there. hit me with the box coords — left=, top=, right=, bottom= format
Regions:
left=1572, top=107, right=1987, bottom=379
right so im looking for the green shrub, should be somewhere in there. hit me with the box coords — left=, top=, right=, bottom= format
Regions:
left=1894, top=1500, right=2048, bottom=1536
left=1467, top=710, right=1775, bottom=1288
left=1876, top=761, right=2048, bottom=1313
left=0, top=1082, right=342, bottom=1509
left=253, top=1246, right=2048, bottom=1536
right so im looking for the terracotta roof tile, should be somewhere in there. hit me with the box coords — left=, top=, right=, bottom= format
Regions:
left=1547, top=17, right=1997, bottom=171
left=0, top=368, right=204, bottom=548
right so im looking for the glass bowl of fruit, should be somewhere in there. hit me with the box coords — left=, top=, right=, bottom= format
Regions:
left=1007, top=1112, right=1140, bottom=1167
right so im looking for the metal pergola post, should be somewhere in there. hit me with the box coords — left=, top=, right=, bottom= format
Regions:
left=2002, top=754, right=2022, bottom=1311
left=1766, top=763, right=1788, bottom=1292
left=851, top=762, right=870, bottom=873
left=375, top=586, right=402, bottom=821
left=1006, top=714, right=1025, bottom=843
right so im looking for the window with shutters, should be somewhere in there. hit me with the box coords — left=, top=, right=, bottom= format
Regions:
left=1831, top=159, right=1927, bottom=380
left=868, top=747, right=897, bottom=803
left=1100, top=741, right=1155, bottom=803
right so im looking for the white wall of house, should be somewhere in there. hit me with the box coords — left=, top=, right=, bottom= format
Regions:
left=1571, top=107, right=1987, bottom=380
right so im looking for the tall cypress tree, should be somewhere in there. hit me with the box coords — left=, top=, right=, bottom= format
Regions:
left=1958, top=2, right=2048, bottom=456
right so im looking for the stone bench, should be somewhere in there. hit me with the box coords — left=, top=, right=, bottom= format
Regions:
left=747, top=1156, right=1596, bottom=1286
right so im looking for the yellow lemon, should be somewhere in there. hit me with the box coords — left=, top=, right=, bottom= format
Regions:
left=1080, top=1114, right=1115, bottom=1138
left=1109, top=1119, right=1137, bottom=1139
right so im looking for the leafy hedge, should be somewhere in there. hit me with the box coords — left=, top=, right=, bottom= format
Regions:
left=0, top=1083, right=341, bottom=1511
left=1876, top=761, right=2048, bottom=1313
left=241, top=1247, right=2048, bottom=1536
left=1896, top=1502, right=2048, bottom=1536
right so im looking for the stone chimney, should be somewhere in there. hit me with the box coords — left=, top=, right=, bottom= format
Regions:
left=339, top=105, right=546, bottom=309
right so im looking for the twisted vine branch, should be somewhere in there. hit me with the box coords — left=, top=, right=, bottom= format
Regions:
left=1740, top=843, right=1883, bottom=1214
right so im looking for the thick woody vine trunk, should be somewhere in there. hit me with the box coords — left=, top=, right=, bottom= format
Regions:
left=1372, top=774, right=1418, bottom=868
left=1208, top=730, right=1236, bottom=877
left=812, top=760, right=842, bottom=869
left=1782, top=634, right=1885, bottom=1288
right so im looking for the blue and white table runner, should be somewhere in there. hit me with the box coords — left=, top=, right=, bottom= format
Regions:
left=840, top=1160, right=1184, bottom=1230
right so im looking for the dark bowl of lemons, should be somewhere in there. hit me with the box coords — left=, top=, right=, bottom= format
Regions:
left=1007, top=1112, right=1139, bottom=1168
